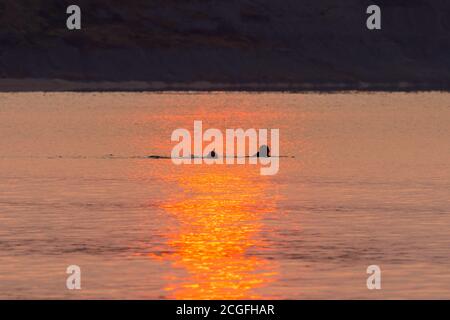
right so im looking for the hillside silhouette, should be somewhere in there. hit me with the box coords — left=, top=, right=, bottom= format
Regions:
left=1, top=0, right=450, bottom=91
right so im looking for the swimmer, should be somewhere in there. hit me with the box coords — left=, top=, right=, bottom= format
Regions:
left=256, top=145, right=270, bottom=157
left=207, top=149, right=217, bottom=159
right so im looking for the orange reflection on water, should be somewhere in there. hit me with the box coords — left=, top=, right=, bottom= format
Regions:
left=158, top=165, right=278, bottom=299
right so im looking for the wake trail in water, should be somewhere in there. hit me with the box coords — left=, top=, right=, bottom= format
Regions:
left=1, top=154, right=295, bottom=160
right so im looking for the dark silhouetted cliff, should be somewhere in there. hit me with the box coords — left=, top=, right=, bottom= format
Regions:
left=1, top=0, right=450, bottom=91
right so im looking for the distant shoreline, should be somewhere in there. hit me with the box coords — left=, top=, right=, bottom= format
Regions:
left=1, top=79, right=449, bottom=93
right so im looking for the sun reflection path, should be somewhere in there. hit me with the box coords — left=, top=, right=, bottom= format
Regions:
left=156, top=165, right=279, bottom=300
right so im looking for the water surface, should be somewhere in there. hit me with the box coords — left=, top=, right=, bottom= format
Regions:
left=0, top=92, right=449, bottom=299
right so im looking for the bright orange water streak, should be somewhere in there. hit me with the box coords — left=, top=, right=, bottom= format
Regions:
left=157, top=165, right=278, bottom=299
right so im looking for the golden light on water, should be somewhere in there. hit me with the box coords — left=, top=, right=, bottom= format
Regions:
left=157, top=165, right=279, bottom=299
left=2, top=93, right=450, bottom=299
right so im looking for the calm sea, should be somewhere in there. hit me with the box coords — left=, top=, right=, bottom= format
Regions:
left=0, top=92, right=449, bottom=299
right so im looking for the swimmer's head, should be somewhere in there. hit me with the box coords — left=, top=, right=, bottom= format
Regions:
left=258, top=145, right=270, bottom=157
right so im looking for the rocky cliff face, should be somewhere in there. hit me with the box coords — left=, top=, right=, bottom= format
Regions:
left=1, top=0, right=450, bottom=90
